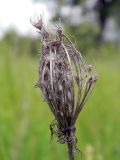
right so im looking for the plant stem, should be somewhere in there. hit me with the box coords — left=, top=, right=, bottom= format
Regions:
left=68, top=142, right=74, bottom=160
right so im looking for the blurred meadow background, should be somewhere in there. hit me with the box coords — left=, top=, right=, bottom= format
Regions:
left=0, top=0, right=120, bottom=160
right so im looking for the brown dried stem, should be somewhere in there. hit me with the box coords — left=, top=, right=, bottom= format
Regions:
left=68, top=142, right=74, bottom=160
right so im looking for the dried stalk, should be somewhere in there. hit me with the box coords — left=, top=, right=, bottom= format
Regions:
left=68, top=142, right=74, bottom=160
left=31, top=17, right=98, bottom=160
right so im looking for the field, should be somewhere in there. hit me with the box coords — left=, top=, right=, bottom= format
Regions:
left=0, top=40, right=120, bottom=160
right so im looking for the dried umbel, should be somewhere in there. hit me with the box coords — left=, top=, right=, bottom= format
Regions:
left=32, top=17, right=98, bottom=160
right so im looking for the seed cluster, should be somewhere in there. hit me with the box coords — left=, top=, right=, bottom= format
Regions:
left=32, top=17, right=98, bottom=160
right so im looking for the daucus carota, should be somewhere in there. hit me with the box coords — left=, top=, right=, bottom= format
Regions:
left=31, top=17, right=98, bottom=160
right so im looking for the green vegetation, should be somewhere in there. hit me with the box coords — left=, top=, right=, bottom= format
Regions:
left=0, top=38, right=120, bottom=160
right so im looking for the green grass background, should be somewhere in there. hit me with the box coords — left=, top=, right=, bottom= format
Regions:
left=0, top=40, right=120, bottom=160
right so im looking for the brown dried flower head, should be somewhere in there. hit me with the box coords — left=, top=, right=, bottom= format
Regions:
left=32, top=17, right=98, bottom=160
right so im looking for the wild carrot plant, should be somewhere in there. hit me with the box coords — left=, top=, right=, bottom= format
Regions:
left=31, top=17, right=98, bottom=160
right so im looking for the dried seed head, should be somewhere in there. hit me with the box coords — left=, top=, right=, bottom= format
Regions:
left=32, top=17, right=98, bottom=158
